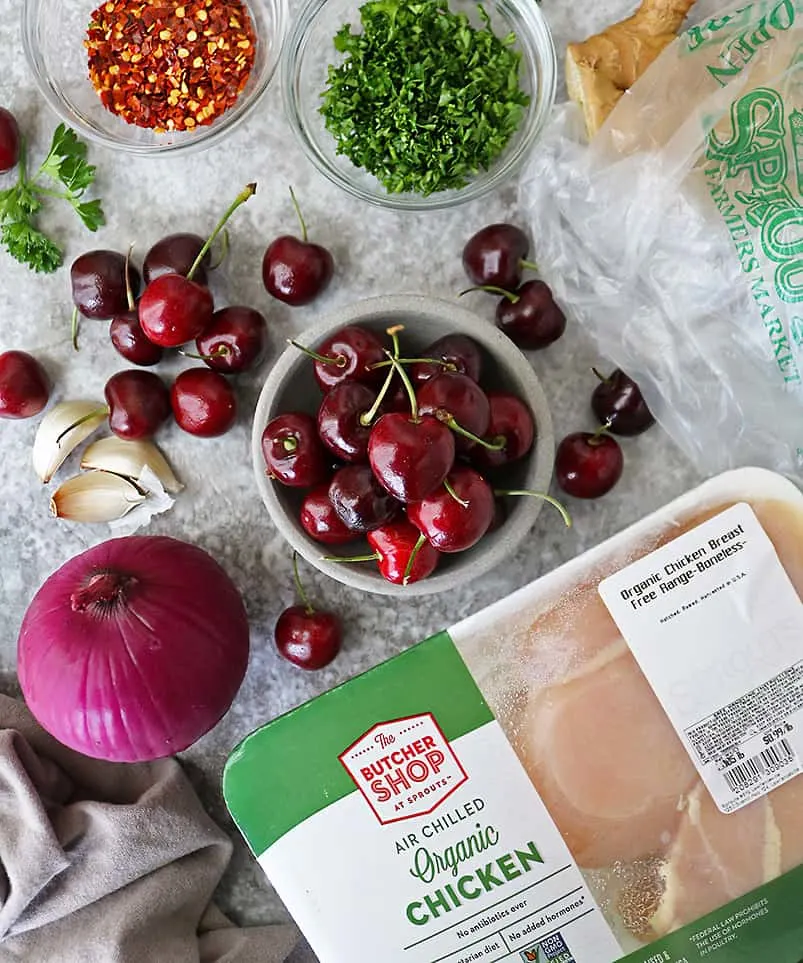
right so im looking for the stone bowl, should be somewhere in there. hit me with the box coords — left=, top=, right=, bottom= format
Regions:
left=251, top=294, right=554, bottom=596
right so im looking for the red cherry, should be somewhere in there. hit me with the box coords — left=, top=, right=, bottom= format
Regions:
left=0, top=350, right=49, bottom=418
left=328, top=464, right=400, bottom=533
left=317, top=381, right=378, bottom=463
left=110, top=308, right=164, bottom=366
left=263, top=237, right=334, bottom=306
left=262, top=189, right=334, bottom=306
left=308, top=325, right=386, bottom=392
left=143, top=232, right=210, bottom=286
left=275, top=605, right=341, bottom=669
left=300, top=485, right=358, bottom=545
left=462, top=224, right=531, bottom=289
left=486, top=498, right=507, bottom=534
left=496, top=281, right=566, bottom=350
left=0, top=107, right=21, bottom=173
left=555, top=432, right=623, bottom=498
left=262, top=412, right=329, bottom=487
left=70, top=250, right=140, bottom=320
left=368, top=412, right=455, bottom=503
left=366, top=521, right=439, bottom=585
left=417, top=371, right=490, bottom=453
left=408, top=465, right=494, bottom=553
left=194, top=306, right=268, bottom=373
left=472, top=393, right=535, bottom=470
left=104, top=370, right=171, bottom=440
left=384, top=380, right=411, bottom=414
left=170, top=368, right=236, bottom=437
left=591, top=369, right=655, bottom=436
left=139, top=184, right=255, bottom=345
left=411, top=334, right=484, bottom=386
left=138, top=274, right=214, bottom=347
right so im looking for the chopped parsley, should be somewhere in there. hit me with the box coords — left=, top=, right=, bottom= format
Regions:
left=319, top=0, right=530, bottom=196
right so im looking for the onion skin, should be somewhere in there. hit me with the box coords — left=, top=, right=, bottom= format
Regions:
left=17, top=536, right=250, bottom=763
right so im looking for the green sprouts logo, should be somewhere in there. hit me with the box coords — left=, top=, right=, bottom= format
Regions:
left=703, top=86, right=803, bottom=386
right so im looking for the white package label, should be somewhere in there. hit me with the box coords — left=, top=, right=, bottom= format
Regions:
left=599, top=503, right=803, bottom=813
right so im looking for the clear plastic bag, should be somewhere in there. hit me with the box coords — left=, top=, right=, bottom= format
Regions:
left=520, top=0, right=803, bottom=479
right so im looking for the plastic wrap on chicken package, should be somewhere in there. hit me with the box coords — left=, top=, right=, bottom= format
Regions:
left=224, top=468, right=803, bottom=963
left=520, top=0, right=803, bottom=480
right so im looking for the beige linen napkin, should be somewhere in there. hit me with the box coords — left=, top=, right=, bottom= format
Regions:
left=0, top=694, right=298, bottom=963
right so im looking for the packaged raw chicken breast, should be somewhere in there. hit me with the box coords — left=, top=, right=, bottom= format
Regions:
left=224, top=468, right=803, bottom=963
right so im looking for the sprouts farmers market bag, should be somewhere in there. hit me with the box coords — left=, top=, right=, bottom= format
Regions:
left=520, top=0, right=803, bottom=479
left=224, top=468, right=803, bottom=963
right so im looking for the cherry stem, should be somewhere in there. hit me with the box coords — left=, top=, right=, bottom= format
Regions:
left=443, top=478, right=469, bottom=508
left=323, top=552, right=379, bottom=564
left=124, top=243, right=135, bottom=311
left=437, top=412, right=505, bottom=450
left=70, top=306, right=79, bottom=352
left=359, top=366, right=395, bottom=426
left=292, top=551, right=315, bottom=615
left=208, top=228, right=230, bottom=271
left=188, top=183, right=256, bottom=281
left=402, top=532, right=427, bottom=586
left=289, top=185, right=308, bottom=243
left=180, top=346, right=230, bottom=361
left=494, top=490, right=572, bottom=528
left=282, top=437, right=298, bottom=453
left=590, top=419, right=614, bottom=444
left=369, top=357, right=456, bottom=371
left=360, top=326, right=403, bottom=426
left=591, top=367, right=611, bottom=385
left=520, top=259, right=539, bottom=272
left=458, top=285, right=519, bottom=303
left=287, top=338, right=347, bottom=368
left=384, top=349, right=418, bottom=422
left=386, top=325, right=404, bottom=353
left=55, top=405, right=109, bottom=446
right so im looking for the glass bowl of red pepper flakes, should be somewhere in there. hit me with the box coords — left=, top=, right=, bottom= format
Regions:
left=22, top=0, right=287, bottom=154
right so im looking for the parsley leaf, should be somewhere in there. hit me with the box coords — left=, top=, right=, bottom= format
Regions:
left=1, top=221, right=63, bottom=274
left=75, top=199, right=105, bottom=232
left=320, top=0, right=530, bottom=196
left=0, top=124, right=105, bottom=273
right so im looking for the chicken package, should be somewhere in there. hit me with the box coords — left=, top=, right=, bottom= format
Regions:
left=224, top=468, right=803, bottom=963
left=520, top=0, right=803, bottom=482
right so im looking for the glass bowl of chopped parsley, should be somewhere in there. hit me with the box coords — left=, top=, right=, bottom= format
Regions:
left=282, top=0, right=556, bottom=209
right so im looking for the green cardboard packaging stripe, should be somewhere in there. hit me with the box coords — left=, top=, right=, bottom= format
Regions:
left=223, top=470, right=803, bottom=963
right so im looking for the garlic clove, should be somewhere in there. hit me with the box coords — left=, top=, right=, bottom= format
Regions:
left=50, top=471, right=147, bottom=523
left=108, top=465, right=176, bottom=535
left=81, top=437, right=184, bottom=493
left=33, top=401, right=108, bottom=483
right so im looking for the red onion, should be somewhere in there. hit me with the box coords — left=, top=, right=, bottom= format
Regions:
left=17, top=535, right=249, bottom=762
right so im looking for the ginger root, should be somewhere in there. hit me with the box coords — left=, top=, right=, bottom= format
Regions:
left=566, top=0, right=697, bottom=137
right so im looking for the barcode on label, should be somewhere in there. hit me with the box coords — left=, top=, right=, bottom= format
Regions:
left=722, top=738, right=797, bottom=792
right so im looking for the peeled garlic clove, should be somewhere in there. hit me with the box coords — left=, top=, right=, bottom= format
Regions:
left=33, top=401, right=108, bottom=483
left=81, top=437, right=183, bottom=494
left=50, top=472, right=147, bottom=523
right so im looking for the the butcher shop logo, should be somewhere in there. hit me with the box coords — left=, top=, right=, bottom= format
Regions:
left=339, top=713, right=468, bottom=824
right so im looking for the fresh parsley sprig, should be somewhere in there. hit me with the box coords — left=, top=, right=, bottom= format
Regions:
left=0, top=124, right=105, bottom=274
left=320, top=0, right=530, bottom=196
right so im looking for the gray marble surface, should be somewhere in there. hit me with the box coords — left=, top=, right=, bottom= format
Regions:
left=0, top=0, right=707, bottom=960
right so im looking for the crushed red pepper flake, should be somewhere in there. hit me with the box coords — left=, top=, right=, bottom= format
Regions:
left=85, top=0, right=257, bottom=133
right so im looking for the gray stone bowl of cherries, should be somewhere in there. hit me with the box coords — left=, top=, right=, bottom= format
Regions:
left=252, top=294, right=563, bottom=597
